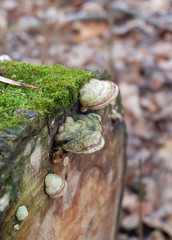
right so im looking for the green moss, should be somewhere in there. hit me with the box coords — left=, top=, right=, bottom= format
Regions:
left=0, top=61, right=94, bottom=131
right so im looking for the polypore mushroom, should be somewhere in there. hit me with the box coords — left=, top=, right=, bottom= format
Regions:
left=55, top=113, right=105, bottom=154
left=14, top=224, right=20, bottom=231
left=79, top=79, right=119, bottom=112
left=16, top=205, right=28, bottom=221
left=45, top=174, right=67, bottom=198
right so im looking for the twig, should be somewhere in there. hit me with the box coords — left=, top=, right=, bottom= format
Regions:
left=9, top=8, right=172, bottom=33
left=106, top=0, right=115, bottom=81
left=53, top=1, right=61, bottom=64
left=41, top=0, right=48, bottom=64
left=111, top=3, right=172, bottom=32
left=61, top=5, right=172, bottom=32
left=139, top=158, right=143, bottom=240
left=61, top=12, right=107, bottom=23
left=0, top=76, right=39, bottom=89
left=0, top=3, right=7, bottom=53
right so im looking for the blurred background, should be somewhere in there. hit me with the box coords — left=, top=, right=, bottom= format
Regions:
left=0, top=0, right=172, bottom=239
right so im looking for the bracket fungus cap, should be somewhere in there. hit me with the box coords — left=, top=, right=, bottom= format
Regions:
left=79, top=79, right=119, bottom=112
left=45, top=173, right=67, bottom=198
left=16, top=205, right=28, bottom=221
left=55, top=113, right=105, bottom=154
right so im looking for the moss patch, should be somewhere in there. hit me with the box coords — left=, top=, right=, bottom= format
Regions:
left=0, top=61, right=94, bottom=131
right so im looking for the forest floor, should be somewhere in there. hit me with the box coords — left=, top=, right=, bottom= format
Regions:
left=0, top=0, right=172, bottom=239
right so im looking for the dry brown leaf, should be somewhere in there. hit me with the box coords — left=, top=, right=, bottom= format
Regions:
left=158, top=138, right=172, bottom=170
left=149, top=0, right=171, bottom=13
left=159, top=59, right=172, bottom=70
left=72, top=21, right=107, bottom=42
left=154, top=203, right=172, bottom=220
left=150, top=230, right=166, bottom=240
left=81, top=2, right=105, bottom=14
left=63, top=43, right=94, bottom=67
left=120, top=71, right=144, bottom=84
left=149, top=72, right=165, bottom=91
left=153, top=91, right=172, bottom=110
left=122, top=191, right=139, bottom=213
left=132, top=120, right=155, bottom=140
left=119, top=82, right=142, bottom=119
left=121, top=214, right=139, bottom=230
left=2, top=0, right=17, bottom=10
left=143, top=178, right=158, bottom=208
left=141, top=202, right=154, bottom=217
left=140, top=97, right=159, bottom=113
left=152, top=105, right=172, bottom=121
left=113, top=19, right=155, bottom=36
left=138, top=0, right=171, bottom=15
left=152, top=42, right=172, bottom=59
left=0, top=10, right=7, bottom=31
left=143, top=217, right=172, bottom=237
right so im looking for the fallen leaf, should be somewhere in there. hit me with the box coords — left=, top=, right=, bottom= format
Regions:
left=143, top=217, right=172, bottom=237
left=143, top=178, right=158, bottom=208
left=152, top=105, right=172, bottom=121
left=140, top=97, right=159, bottom=113
left=150, top=230, right=166, bottom=240
left=122, top=190, right=139, bottom=213
left=121, top=214, right=139, bottom=230
left=119, top=82, right=142, bottom=119
left=0, top=10, right=7, bottom=31
left=138, top=0, right=171, bottom=15
left=113, top=19, right=155, bottom=36
left=72, top=21, right=107, bottom=42
left=158, top=138, right=172, bottom=171
left=81, top=2, right=105, bottom=14
left=152, top=42, right=172, bottom=59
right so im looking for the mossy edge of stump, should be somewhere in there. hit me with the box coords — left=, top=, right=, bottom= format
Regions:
left=0, top=64, right=126, bottom=240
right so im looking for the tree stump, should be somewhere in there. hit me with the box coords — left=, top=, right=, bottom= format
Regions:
left=0, top=63, right=126, bottom=240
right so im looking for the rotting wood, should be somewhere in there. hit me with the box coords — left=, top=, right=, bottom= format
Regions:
left=0, top=70, right=126, bottom=240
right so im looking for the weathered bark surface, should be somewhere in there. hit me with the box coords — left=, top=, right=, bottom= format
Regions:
left=0, top=73, right=126, bottom=240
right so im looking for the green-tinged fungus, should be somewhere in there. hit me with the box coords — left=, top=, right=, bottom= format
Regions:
left=55, top=113, right=105, bottom=154
left=45, top=173, right=67, bottom=198
left=16, top=205, right=28, bottom=221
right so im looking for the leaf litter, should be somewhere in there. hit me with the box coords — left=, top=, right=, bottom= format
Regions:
left=0, top=0, right=172, bottom=239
